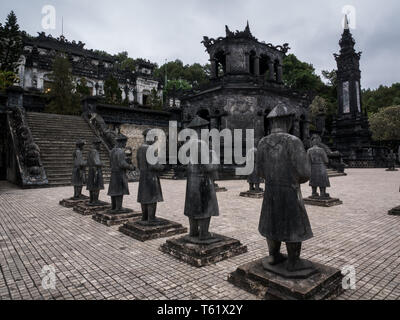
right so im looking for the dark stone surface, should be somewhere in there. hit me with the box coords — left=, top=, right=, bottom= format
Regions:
left=240, top=190, right=264, bottom=199
left=59, top=196, right=89, bottom=208
left=215, top=186, right=228, bottom=193
left=304, top=197, right=343, bottom=207
left=73, top=200, right=110, bottom=216
left=385, top=168, right=398, bottom=172
left=119, top=218, right=187, bottom=242
left=92, top=209, right=141, bottom=227
left=228, top=258, right=343, bottom=300
left=388, top=206, right=400, bottom=216
left=160, top=233, right=247, bottom=267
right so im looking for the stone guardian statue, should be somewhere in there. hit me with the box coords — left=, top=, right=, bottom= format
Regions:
left=257, top=104, right=314, bottom=275
left=71, top=139, right=87, bottom=199
left=107, top=134, right=135, bottom=213
left=308, top=135, right=331, bottom=198
left=184, top=116, right=219, bottom=242
left=137, top=129, right=164, bottom=224
left=86, top=138, right=105, bottom=205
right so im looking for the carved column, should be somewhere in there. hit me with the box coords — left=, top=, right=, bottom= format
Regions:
left=254, top=56, right=260, bottom=76
left=210, top=58, right=217, bottom=79
left=268, top=61, right=275, bottom=81
left=277, top=64, right=283, bottom=83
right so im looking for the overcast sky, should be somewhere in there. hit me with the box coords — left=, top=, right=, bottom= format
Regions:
left=1, top=0, right=399, bottom=89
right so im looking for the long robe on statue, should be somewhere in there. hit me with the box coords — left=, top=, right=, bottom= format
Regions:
left=257, top=133, right=313, bottom=243
left=137, top=144, right=164, bottom=204
left=72, top=149, right=86, bottom=186
left=184, top=142, right=219, bottom=220
left=107, top=147, right=131, bottom=197
left=86, top=149, right=104, bottom=191
left=307, top=145, right=330, bottom=188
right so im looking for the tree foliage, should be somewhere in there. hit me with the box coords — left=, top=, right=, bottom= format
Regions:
left=0, top=70, right=18, bottom=91
left=45, top=55, right=80, bottom=115
left=104, top=75, right=122, bottom=104
left=362, top=83, right=400, bottom=115
left=0, top=11, right=23, bottom=72
left=369, top=106, right=400, bottom=141
left=75, top=77, right=91, bottom=98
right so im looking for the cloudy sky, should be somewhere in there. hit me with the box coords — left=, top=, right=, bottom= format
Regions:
left=1, top=0, right=399, bottom=89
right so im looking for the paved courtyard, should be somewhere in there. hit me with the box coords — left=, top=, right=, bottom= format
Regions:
left=0, top=169, right=399, bottom=300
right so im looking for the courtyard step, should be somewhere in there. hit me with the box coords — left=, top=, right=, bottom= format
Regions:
left=26, top=112, right=111, bottom=188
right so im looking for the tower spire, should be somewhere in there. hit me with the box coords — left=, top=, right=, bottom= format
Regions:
left=344, top=14, right=349, bottom=30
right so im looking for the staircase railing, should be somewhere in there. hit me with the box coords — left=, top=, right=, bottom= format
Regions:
left=6, top=105, right=48, bottom=187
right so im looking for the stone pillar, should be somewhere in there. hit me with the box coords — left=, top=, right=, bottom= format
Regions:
left=268, top=61, right=275, bottom=81
left=277, top=64, right=283, bottom=83
left=254, top=56, right=260, bottom=76
left=210, top=59, right=217, bottom=79
left=245, top=53, right=250, bottom=73
left=6, top=86, right=24, bottom=109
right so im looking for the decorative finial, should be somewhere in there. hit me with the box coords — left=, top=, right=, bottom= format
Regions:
left=344, top=14, right=350, bottom=30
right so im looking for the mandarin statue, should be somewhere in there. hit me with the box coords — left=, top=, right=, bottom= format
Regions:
left=137, top=129, right=165, bottom=224
left=71, top=139, right=87, bottom=200
left=184, top=116, right=219, bottom=242
left=107, top=134, right=135, bottom=213
left=257, top=104, right=315, bottom=276
left=308, top=135, right=331, bottom=198
left=86, top=138, right=105, bottom=205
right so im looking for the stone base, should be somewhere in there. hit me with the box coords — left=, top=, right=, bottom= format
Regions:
left=386, top=168, right=398, bottom=171
left=240, top=191, right=264, bottom=199
left=73, top=201, right=111, bottom=216
left=59, top=196, right=89, bottom=208
left=388, top=206, right=400, bottom=216
left=92, top=209, right=142, bottom=227
left=119, top=218, right=187, bottom=242
left=304, top=197, right=343, bottom=207
left=159, top=233, right=247, bottom=267
left=228, top=258, right=343, bottom=300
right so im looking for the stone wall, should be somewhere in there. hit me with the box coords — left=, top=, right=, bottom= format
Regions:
left=119, top=123, right=167, bottom=166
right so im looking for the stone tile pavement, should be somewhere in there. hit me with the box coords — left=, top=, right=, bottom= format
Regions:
left=0, top=169, right=399, bottom=300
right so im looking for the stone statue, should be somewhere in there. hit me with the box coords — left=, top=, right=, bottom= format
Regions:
left=137, top=129, right=164, bottom=224
left=184, top=116, right=219, bottom=242
left=86, top=138, right=105, bottom=205
left=71, top=139, right=87, bottom=199
left=107, top=134, right=135, bottom=213
left=387, top=150, right=397, bottom=171
left=247, top=144, right=263, bottom=192
left=308, top=135, right=331, bottom=198
left=257, top=104, right=314, bottom=276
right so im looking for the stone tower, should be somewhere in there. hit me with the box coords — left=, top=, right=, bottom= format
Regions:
left=331, top=16, right=373, bottom=166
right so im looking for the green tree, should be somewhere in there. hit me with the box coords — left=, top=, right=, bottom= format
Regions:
left=282, top=54, right=324, bottom=92
left=75, top=77, right=91, bottom=98
left=45, top=55, right=80, bottom=115
left=104, top=75, right=122, bottom=104
left=309, top=96, right=328, bottom=119
left=148, top=88, right=162, bottom=110
left=362, top=83, right=400, bottom=114
left=0, top=11, right=23, bottom=72
left=0, top=70, right=18, bottom=91
left=115, top=51, right=137, bottom=72
left=369, top=106, right=400, bottom=141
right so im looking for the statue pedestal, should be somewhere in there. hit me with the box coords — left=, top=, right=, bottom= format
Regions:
left=119, top=218, right=187, bottom=242
left=303, top=197, right=343, bottom=207
left=215, top=184, right=228, bottom=192
left=73, top=201, right=111, bottom=216
left=160, top=234, right=247, bottom=267
left=59, top=196, right=89, bottom=208
left=386, top=168, right=398, bottom=172
left=388, top=206, right=400, bottom=216
left=92, top=209, right=141, bottom=227
left=228, top=258, right=343, bottom=300
left=240, top=191, right=264, bottom=199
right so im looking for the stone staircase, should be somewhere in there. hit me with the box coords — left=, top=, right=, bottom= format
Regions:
left=26, top=112, right=111, bottom=187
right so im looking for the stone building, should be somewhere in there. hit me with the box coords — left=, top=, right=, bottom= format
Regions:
left=17, top=32, right=162, bottom=107
left=331, top=17, right=374, bottom=167
left=180, top=23, right=312, bottom=176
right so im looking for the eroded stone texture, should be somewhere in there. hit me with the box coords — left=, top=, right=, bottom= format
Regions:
left=73, top=200, right=110, bottom=216
left=304, top=197, right=343, bottom=207
left=228, top=258, right=343, bottom=300
left=160, top=234, right=247, bottom=267
left=92, top=210, right=141, bottom=227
